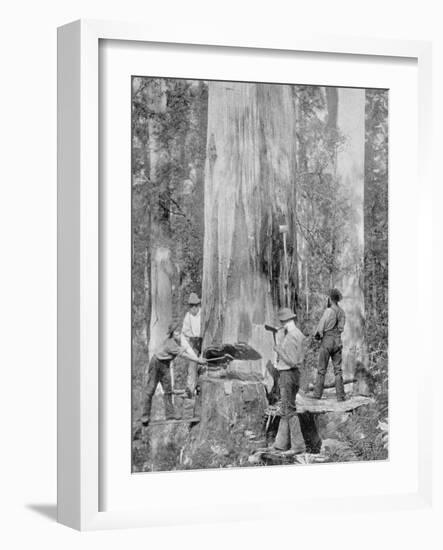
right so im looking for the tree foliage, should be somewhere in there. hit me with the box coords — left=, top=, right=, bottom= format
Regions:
left=131, top=80, right=389, bottom=468
left=293, top=87, right=357, bottom=352
left=364, top=89, right=389, bottom=398
left=132, top=78, right=208, bottom=408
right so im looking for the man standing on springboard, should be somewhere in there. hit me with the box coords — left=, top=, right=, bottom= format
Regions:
left=310, top=288, right=347, bottom=402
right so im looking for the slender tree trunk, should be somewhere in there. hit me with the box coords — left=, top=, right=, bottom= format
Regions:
left=144, top=80, right=174, bottom=358
left=335, top=88, right=366, bottom=374
left=143, top=247, right=150, bottom=345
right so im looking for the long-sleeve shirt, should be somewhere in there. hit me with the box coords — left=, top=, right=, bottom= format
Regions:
left=274, top=324, right=306, bottom=371
left=315, top=303, right=346, bottom=338
left=155, top=337, right=186, bottom=364
left=182, top=310, right=201, bottom=339
left=180, top=334, right=199, bottom=359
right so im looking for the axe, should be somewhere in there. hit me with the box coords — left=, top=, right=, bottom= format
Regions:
left=265, top=323, right=316, bottom=348
left=264, top=324, right=282, bottom=345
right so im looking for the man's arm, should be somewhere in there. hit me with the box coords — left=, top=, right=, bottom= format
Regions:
left=180, top=334, right=198, bottom=359
left=315, top=310, right=328, bottom=339
left=184, top=353, right=206, bottom=364
left=167, top=338, right=205, bottom=365
left=315, top=309, right=332, bottom=339
left=274, top=334, right=300, bottom=367
left=274, top=345, right=294, bottom=367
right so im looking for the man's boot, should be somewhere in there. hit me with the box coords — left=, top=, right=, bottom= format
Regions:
left=288, top=415, right=306, bottom=454
left=335, top=374, right=346, bottom=402
left=313, top=373, right=325, bottom=399
left=273, top=417, right=290, bottom=451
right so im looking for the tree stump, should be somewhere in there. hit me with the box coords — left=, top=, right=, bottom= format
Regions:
left=182, top=372, right=268, bottom=468
left=198, top=376, right=267, bottom=434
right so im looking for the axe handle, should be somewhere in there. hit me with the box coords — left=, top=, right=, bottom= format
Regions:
left=205, top=354, right=234, bottom=363
left=264, top=325, right=282, bottom=345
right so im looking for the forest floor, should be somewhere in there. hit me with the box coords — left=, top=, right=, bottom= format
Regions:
left=132, top=353, right=388, bottom=472
left=132, top=391, right=387, bottom=473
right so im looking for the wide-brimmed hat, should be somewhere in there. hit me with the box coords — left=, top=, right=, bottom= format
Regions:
left=277, top=307, right=296, bottom=322
left=188, top=293, right=201, bottom=305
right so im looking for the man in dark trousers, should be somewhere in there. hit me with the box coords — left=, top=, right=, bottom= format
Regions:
left=141, top=323, right=207, bottom=426
left=272, top=307, right=306, bottom=452
left=311, top=288, right=347, bottom=401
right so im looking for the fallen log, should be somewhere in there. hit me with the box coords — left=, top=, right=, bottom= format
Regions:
left=265, top=393, right=374, bottom=417
left=307, top=378, right=356, bottom=391
left=297, top=392, right=374, bottom=413
left=260, top=392, right=374, bottom=463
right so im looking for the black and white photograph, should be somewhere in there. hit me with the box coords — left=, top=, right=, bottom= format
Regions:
left=3, top=0, right=440, bottom=542
left=131, top=77, right=388, bottom=472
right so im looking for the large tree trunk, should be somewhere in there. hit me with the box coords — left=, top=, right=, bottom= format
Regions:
left=202, top=82, right=299, bottom=364
left=194, top=82, right=303, bottom=455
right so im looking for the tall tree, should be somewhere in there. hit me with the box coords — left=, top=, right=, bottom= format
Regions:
left=335, top=88, right=366, bottom=375
left=132, top=78, right=208, bottom=412
left=201, top=82, right=300, bottom=373
left=364, top=89, right=388, bottom=390
left=293, top=87, right=365, bottom=376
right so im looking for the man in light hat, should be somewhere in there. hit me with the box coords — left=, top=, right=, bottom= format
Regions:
left=181, top=293, right=203, bottom=397
left=141, top=322, right=206, bottom=426
left=272, top=307, right=307, bottom=452
left=310, top=288, right=347, bottom=401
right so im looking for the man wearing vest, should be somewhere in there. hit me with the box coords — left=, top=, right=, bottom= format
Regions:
left=311, top=288, right=347, bottom=401
left=141, top=322, right=206, bottom=426
left=272, top=307, right=307, bottom=453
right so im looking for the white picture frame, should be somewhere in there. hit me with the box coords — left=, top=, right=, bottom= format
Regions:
left=57, top=19, right=433, bottom=531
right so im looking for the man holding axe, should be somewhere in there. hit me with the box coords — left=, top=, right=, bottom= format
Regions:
left=267, top=307, right=306, bottom=452
left=140, top=322, right=207, bottom=426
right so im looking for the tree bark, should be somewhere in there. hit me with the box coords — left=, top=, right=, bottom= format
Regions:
left=144, top=80, right=174, bottom=357
left=202, top=82, right=299, bottom=370
left=335, top=88, right=367, bottom=376
left=148, top=245, right=174, bottom=355
left=193, top=82, right=304, bottom=455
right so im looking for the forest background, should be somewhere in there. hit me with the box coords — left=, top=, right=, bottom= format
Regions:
left=131, top=77, right=389, bottom=470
